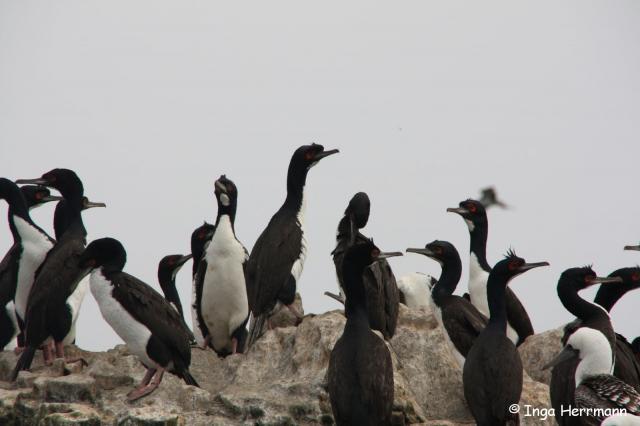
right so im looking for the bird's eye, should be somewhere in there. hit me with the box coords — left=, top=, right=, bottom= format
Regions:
left=35, top=192, right=43, bottom=200
left=508, top=260, right=520, bottom=271
left=435, top=247, right=443, bottom=255
left=305, top=151, right=315, bottom=161
left=632, top=272, right=640, bottom=282
left=371, top=248, right=380, bottom=258
left=168, top=259, right=175, bottom=266
left=468, top=204, right=477, bottom=213
left=585, top=275, right=595, bottom=284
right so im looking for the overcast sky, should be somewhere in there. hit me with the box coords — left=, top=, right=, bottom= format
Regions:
left=1, top=2, right=639, bottom=351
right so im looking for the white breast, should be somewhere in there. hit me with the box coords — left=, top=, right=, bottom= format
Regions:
left=3, top=301, right=19, bottom=350
left=290, top=188, right=307, bottom=282
left=191, top=276, right=205, bottom=346
left=201, top=216, right=249, bottom=352
left=468, top=253, right=518, bottom=344
left=397, top=273, right=432, bottom=310
left=62, top=279, right=88, bottom=344
left=90, top=270, right=154, bottom=367
left=13, top=216, right=54, bottom=321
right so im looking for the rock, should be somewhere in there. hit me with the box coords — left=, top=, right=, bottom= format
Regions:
left=0, top=304, right=556, bottom=425
left=269, top=292, right=305, bottom=328
left=519, top=327, right=564, bottom=385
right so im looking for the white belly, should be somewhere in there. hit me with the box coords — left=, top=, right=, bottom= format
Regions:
left=201, top=216, right=248, bottom=352
left=90, top=270, right=154, bottom=367
left=63, top=279, right=88, bottom=344
left=468, top=253, right=518, bottom=344
left=397, top=273, right=432, bottom=309
left=14, top=217, right=53, bottom=320
left=4, top=301, right=19, bottom=350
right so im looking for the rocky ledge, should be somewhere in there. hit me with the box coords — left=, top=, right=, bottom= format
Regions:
left=0, top=303, right=563, bottom=425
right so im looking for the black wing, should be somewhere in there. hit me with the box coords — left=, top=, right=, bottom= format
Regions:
left=246, top=211, right=302, bottom=315
left=614, top=334, right=640, bottom=391
left=362, top=259, right=399, bottom=340
left=0, top=244, right=19, bottom=306
left=441, top=296, right=487, bottom=357
left=111, top=271, right=193, bottom=364
left=505, top=286, right=534, bottom=345
left=193, top=259, right=211, bottom=342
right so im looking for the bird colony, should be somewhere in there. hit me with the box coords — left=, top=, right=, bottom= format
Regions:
left=1, top=144, right=639, bottom=426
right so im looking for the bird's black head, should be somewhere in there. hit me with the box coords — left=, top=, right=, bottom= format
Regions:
left=214, top=175, right=238, bottom=215
left=447, top=199, right=487, bottom=230
left=407, top=240, right=459, bottom=267
left=559, top=266, right=623, bottom=291
left=79, top=237, right=127, bottom=272
left=490, top=249, right=549, bottom=286
left=191, top=221, right=215, bottom=255
left=345, top=192, right=370, bottom=230
left=16, top=168, right=84, bottom=201
left=0, top=178, right=20, bottom=202
left=20, top=185, right=62, bottom=210
left=625, top=243, right=640, bottom=252
left=158, top=254, right=193, bottom=282
left=291, top=143, right=339, bottom=171
left=632, top=337, right=640, bottom=355
left=609, top=267, right=640, bottom=291
left=343, top=240, right=403, bottom=276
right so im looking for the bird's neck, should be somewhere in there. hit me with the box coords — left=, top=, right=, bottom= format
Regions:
left=432, top=258, right=462, bottom=306
left=558, top=282, right=609, bottom=322
left=284, top=166, right=308, bottom=213
left=6, top=190, right=32, bottom=243
left=486, top=274, right=508, bottom=332
left=593, top=283, right=627, bottom=313
left=215, top=208, right=236, bottom=234
left=575, top=334, right=614, bottom=386
left=468, top=221, right=491, bottom=272
left=159, top=274, right=183, bottom=317
left=343, top=264, right=370, bottom=325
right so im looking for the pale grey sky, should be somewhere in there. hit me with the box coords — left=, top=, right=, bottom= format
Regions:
left=1, top=1, right=639, bottom=351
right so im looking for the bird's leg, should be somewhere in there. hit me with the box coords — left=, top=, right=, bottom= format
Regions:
left=54, top=342, right=88, bottom=367
left=126, top=367, right=164, bottom=402
left=43, top=343, right=54, bottom=366
left=323, top=291, right=345, bottom=304
left=126, top=367, right=157, bottom=399
left=231, top=337, right=238, bottom=355
left=286, top=304, right=304, bottom=325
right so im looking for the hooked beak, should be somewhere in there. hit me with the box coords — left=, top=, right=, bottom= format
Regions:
left=314, top=149, right=339, bottom=161
left=406, top=247, right=435, bottom=257
left=15, top=177, right=48, bottom=185
left=543, top=346, right=579, bottom=370
left=624, top=244, right=640, bottom=251
left=377, top=251, right=403, bottom=260
left=214, top=180, right=227, bottom=193
left=84, top=199, right=106, bottom=209
left=518, top=261, right=550, bottom=273
left=588, top=276, right=624, bottom=286
left=177, top=254, right=193, bottom=266
left=446, top=207, right=468, bottom=215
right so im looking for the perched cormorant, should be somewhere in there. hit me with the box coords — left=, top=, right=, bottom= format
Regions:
left=447, top=199, right=533, bottom=346
left=463, top=251, right=548, bottom=426
left=331, top=192, right=399, bottom=340
left=78, top=238, right=198, bottom=401
left=196, top=175, right=249, bottom=356
left=328, top=240, right=401, bottom=426
left=12, top=169, right=95, bottom=379
left=546, top=327, right=640, bottom=425
left=1, top=184, right=60, bottom=350
left=246, top=144, right=338, bottom=347
left=190, top=221, right=215, bottom=345
left=407, top=240, right=488, bottom=367
left=550, top=266, right=622, bottom=426
left=157, top=253, right=192, bottom=320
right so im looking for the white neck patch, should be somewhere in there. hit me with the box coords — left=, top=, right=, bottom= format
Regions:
left=464, top=219, right=475, bottom=232
left=571, top=327, right=614, bottom=386
left=220, top=194, right=230, bottom=207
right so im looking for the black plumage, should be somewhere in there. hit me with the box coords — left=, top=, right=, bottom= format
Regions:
left=190, top=221, right=215, bottom=345
left=79, top=237, right=197, bottom=401
left=246, top=144, right=338, bottom=347
left=447, top=199, right=534, bottom=346
left=463, top=251, right=548, bottom=426
left=406, top=240, right=487, bottom=364
left=332, top=192, right=399, bottom=340
left=328, top=240, right=399, bottom=426
left=11, top=169, right=94, bottom=380
left=550, top=267, right=622, bottom=426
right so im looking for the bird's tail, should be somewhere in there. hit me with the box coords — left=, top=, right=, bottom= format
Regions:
left=246, top=313, right=267, bottom=350
left=11, top=346, right=36, bottom=381
left=181, top=369, right=199, bottom=387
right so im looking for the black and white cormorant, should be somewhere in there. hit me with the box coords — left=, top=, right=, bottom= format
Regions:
left=78, top=237, right=198, bottom=401
left=0, top=182, right=60, bottom=350
left=593, top=267, right=640, bottom=391
left=550, top=266, right=622, bottom=426
left=12, top=169, right=96, bottom=379
left=406, top=240, right=488, bottom=367
left=158, top=253, right=192, bottom=320
left=545, top=327, right=640, bottom=425
left=246, top=144, right=338, bottom=347
left=396, top=273, right=435, bottom=309
left=328, top=240, right=401, bottom=426
left=190, top=221, right=215, bottom=346
left=463, top=251, right=548, bottom=426
left=447, top=199, right=533, bottom=346
left=196, top=175, right=249, bottom=356
left=331, top=192, right=399, bottom=340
